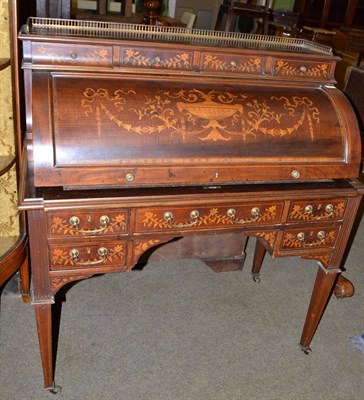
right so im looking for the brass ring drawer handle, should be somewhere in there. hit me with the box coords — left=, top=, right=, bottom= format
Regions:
left=227, top=207, right=260, bottom=224
left=304, top=204, right=334, bottom=220
left=296, top=231, right=326, bottom=247
left=163, top=210, right=200, bottom=228
left=69, top=247, right=108, bottom=266
left=69, top=215, right=110, bottom=234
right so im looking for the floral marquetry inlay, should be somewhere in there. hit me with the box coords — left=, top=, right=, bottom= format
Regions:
left=275, top=60, right=329, bottom=78
left=51, top=245, right=125, bottom=267
left=123, top=49, right=191, bottom=69
left=252, top=231, right=278, bottom=248
left=81, top=87, right=320, bottom=142
left=282, top=231, right=337, bottom=249
left=50, top=274, right=93, bottom=294
left=134, top=239, right=162, bottom=258
left=303, top=255, right=331, bottom=268
left=202, top=55, right=261, bottom=73
left=50, top=214, right=126, bottom=235
left=35, top=45, right=111, bottom=65
left=141, top=206, right=278, bottom=230
left=289, top=202, right=345, bottom=221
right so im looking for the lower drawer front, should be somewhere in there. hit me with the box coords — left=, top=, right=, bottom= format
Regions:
left=135, top=202, right=283, bottom=232
left=49, top=240, right=127, bottom=270
left=287, top=199, right=346, bottom=222
left=280, top=227, right=340, bottom=251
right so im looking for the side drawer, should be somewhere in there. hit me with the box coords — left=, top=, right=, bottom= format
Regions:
left=48, top=209, right=128, bottom=237
left=31, top=42, right=113, bottom=67
left=287, top=199, right=346, bottom=222
left=121, top=47, right=193, bottom=71
left=280, top=226, right=340, bottom=251
left=135, top=202, right=283, bottom=233
left=49, top=240, right=127, bottom=271
left=272, top=57, right=331, bottom=80
left=200, top=51, right=263, bottom=75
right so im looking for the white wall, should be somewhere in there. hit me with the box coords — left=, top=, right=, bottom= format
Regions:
left=169, top=0, right=176, bottom=17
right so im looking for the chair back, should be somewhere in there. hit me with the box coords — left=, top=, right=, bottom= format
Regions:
left=181, top=11, right=197, bottom=29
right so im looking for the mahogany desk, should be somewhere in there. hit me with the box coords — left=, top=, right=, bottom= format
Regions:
left=19, top=18, right=363, bottom=393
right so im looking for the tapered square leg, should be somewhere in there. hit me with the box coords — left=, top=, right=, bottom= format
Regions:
left=35, top=303, right=61, bottom=393
left=300, top=267, right=339, bottom=353
left=251, top=239, right=266, bottom=283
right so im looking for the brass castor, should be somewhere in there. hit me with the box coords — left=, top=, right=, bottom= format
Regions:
left=334, top=275, right=355, bottom=299
left=299, top=344, right=312, bottom=354
left=46, top=384, right=62, bottom=394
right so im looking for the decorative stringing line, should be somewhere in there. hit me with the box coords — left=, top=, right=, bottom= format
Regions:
left=26, top=17, right=333, bottom=56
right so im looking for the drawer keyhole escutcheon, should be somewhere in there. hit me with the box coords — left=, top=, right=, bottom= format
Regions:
left=227, top=207, right=260, bottom=224
left=163, top=210, right=200, bottom=228
left=70, top=52, right=77, bottom=59
left=68, top=215, right=110, bottom=234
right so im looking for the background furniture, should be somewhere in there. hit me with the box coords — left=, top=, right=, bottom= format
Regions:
left=36, top=0, right=71, bottom=18
left=336, top=65, right=364, bottom=297
left=333, top=28, right=364, bottom=85
left=174, top=0, right=221, bottom=30
left=215, top=0, right=271, bottom=34
left=269, top=8, right=300, bottom=36
left=344, top=66, right=364, bottom=136
left=180, top=11, right=196, bottom=29
left=299, top=25, right=336, bottom=46
left=74, top=0, right=185, bottom=26
left=293, top=0, right=364, bottom=30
